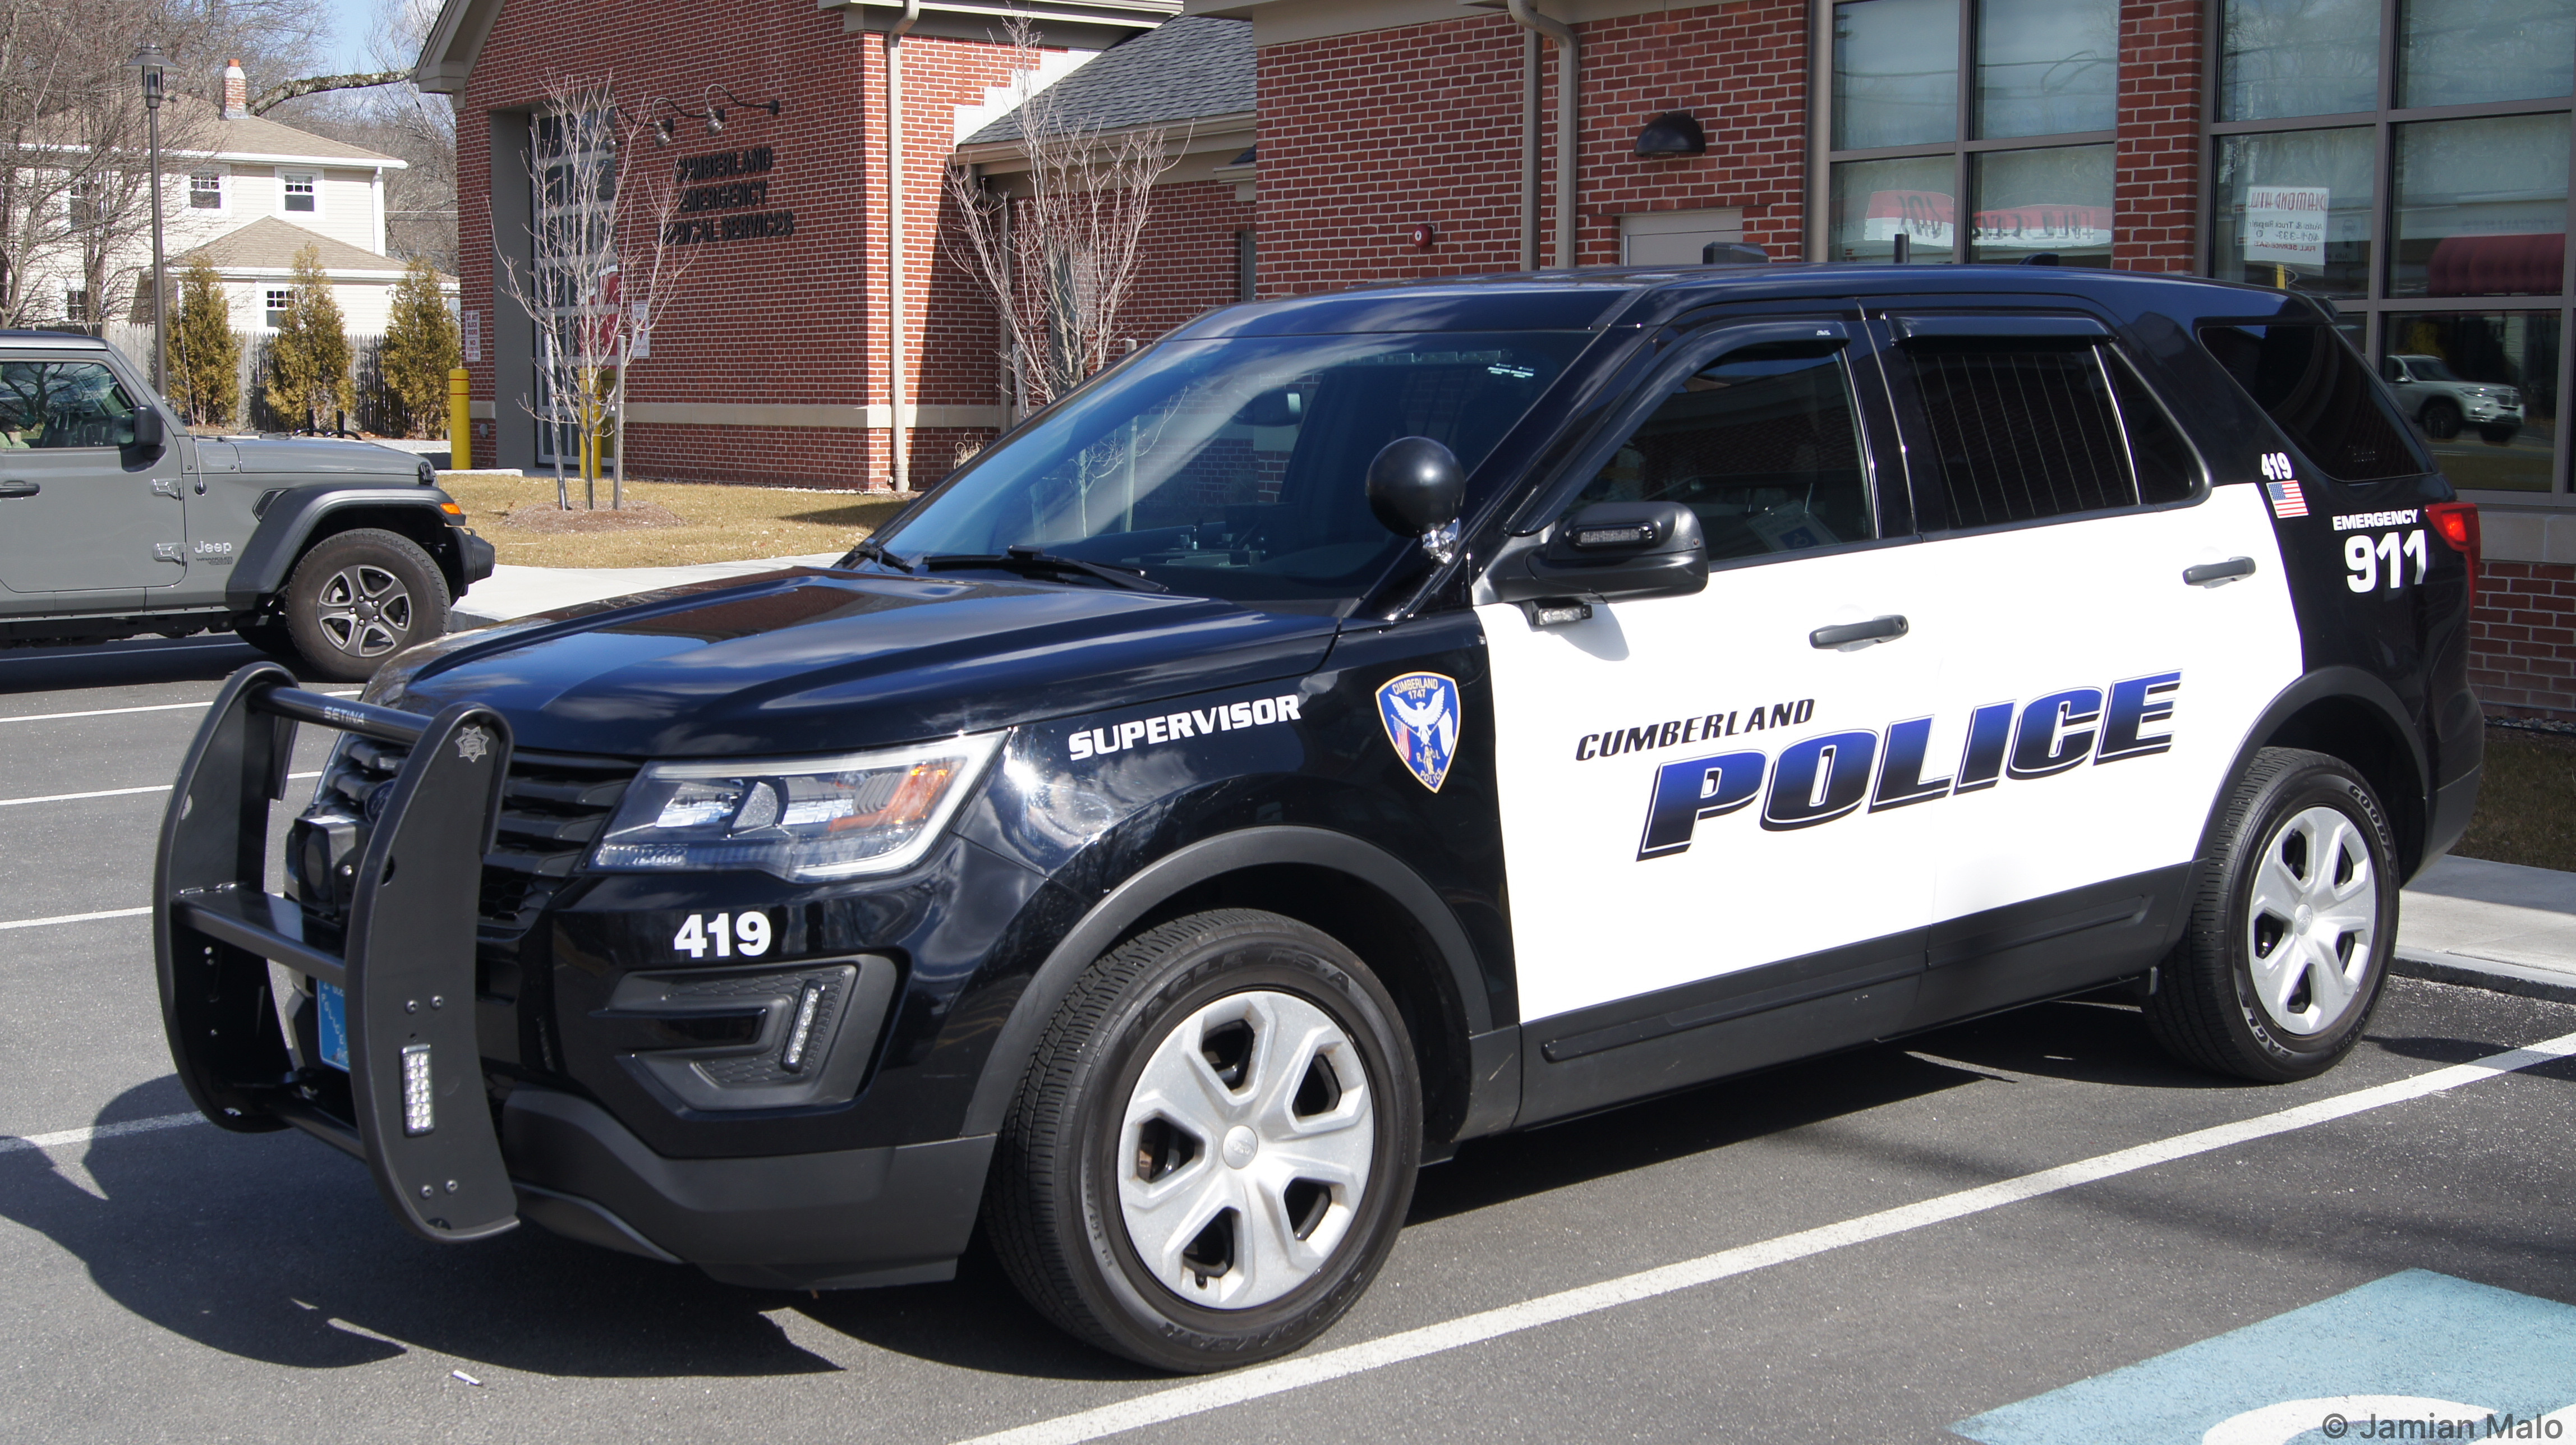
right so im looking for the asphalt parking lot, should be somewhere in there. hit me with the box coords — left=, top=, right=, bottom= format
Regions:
left=4, top=637, right=2574, bottom=1445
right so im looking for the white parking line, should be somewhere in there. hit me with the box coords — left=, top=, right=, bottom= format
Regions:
left=0, top=907, right=150, bottom=931
left=0, top=771, right=320, bottom=808
left=0, top=1112, right=206, bottom=1156
left=0, top=692, right=359, bottom=726
left=952, top=1028, right=2576, bottom=1445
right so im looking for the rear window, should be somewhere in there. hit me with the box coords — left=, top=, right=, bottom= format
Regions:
left=2197, top=323, right=2425, bottom=481
left=1903, top=345, right=2201, bottom=530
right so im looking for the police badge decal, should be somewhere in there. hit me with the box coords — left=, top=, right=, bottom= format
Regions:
left=1376, top=671, right=1460, bottom=793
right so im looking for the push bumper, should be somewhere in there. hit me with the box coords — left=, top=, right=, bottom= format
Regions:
left=155, top=662, right=519, bottom=1242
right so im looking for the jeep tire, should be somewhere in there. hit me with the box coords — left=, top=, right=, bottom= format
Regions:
left=986, top=909, right=1422, bottom=1373
left=280, top=528, right=448, bottom=682
left=2145, top=748, right=2398, bottom=1082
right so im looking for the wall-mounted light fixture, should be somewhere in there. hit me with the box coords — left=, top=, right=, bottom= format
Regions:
left=1634, top=111, right=1707, bottom=157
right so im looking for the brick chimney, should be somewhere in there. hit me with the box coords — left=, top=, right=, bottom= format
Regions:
left=222, top=59, right=247, bottom=119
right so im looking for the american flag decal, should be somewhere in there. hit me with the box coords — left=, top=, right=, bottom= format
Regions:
left=2266, top=479, right=2309, bottom=519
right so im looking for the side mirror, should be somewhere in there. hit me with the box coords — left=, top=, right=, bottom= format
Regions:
left=1366, top=436, right=1465, bottom=559
left=1488, top=501, right=1708, bottom=604
left=127, top=406, right=164, bottom=452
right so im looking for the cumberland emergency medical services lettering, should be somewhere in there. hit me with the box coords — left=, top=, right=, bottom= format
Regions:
left=1068, top=694, right=1305, bottom=761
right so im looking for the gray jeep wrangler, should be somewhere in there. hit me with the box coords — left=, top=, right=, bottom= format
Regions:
left=0, top=330, right=493, bottom=681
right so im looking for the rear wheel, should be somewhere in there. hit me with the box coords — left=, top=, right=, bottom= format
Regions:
left=985, top=909, right=1421, bottom=1372
left=2145, top=748, right=2397, bottom=1082
left=279, top=528, right=448, bottom=682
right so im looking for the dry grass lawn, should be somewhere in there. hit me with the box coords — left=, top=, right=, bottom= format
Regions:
left=436, top=472, right=909, bottom=568
left=2451, top=727, right=2576, bottom=873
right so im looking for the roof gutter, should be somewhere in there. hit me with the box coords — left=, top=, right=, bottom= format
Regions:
left=885, top=0, right=922, bottom=493
left=1503, top=0, right=1576, bottom=270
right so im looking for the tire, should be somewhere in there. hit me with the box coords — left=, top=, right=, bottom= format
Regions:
left=279, top=528, right=448, bottom=683
left=2480, top=422, right=2520, bottom=446
left=2421, top=399, right=2463, bottom=440
left=2145, top=748, right=2399, bottom=1082
left=986, top=909, right=1422, bottom=1372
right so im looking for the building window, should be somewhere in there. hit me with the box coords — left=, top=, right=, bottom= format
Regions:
left=68, top=181, right=100, bottom=228
left=1822, top=0, right=2118, bottom=267
left=282, top=172, right=315, bottom=213
left=265, top=289, right=292, bottom=329
left=190, top=172, right=222, bottom=209
left=2210, top=0, right=2574, bottom=496
left=65, top=289, right=90, bottom=324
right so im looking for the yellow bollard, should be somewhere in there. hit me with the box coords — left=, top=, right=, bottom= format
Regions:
left=447, top=367, right=471, bottom=472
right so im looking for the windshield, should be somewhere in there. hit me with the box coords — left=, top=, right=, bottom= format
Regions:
left=867, top=331, right=1593, bottom=608
left=2404, top=357, right=2459, bottom=381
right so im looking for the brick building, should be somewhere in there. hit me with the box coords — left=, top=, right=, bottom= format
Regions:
left=422, top=0, right=2576, bottom=716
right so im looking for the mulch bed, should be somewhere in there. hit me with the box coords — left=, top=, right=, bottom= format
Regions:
left=500, top=500, right=688, bottom=533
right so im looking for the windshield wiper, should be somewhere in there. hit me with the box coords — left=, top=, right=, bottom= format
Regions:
left=843, top=538, right=914, bottom=573
left=918, top=546, right=1169, bottom=593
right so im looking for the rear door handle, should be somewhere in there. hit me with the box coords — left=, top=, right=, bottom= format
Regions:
left=0, top=480, right=35, bottom=498
left=2183, top=556, right=2256, bottom=587
left=1810, top=614, right=1910, bottom=650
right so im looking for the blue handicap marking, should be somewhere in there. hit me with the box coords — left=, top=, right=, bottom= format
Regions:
left=1953, top=1271, right=2576, bottom=1444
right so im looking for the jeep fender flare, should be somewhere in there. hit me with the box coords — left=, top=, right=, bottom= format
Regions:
left=227, top=489, right=466, bottom=611
left=959, top=825, right=1503, bottom=1141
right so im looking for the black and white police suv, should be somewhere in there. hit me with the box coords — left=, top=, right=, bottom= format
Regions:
left=156, top=264, right=2481, bottom=1371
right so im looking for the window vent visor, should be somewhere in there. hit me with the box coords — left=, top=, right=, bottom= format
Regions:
left=1893, top=314, right=2113, bottom=348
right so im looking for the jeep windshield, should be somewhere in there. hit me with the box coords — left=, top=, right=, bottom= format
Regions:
left=856, top=330, right=1593, bottom=609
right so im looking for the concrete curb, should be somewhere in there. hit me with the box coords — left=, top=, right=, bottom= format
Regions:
left=2392, top=949, right=2576, bottom=1006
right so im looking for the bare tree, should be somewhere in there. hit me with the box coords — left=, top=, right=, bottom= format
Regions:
left=945, top=16, right=1176, bottom=416
left=0, top=0, right=329, bottom=332
left=490, top=74, right=690, bottom=510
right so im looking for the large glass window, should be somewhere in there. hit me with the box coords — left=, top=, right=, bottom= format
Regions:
left=2393, top=114, right=2570, bottom=298
left=1970, top=144, right=2114, bottom=265
left=2399, top=0, right=2576, bottom=108
left=2215, top=128, right=2376, bottom=296
left=1825, top=0, right=2117, bottom=266
left=2220, top=0, right=2382, bottom=121
left=1975, top=0, right=2117, bottom=139
left=2383, top=310, right=2561, bottom=490
left=2209, top=1, right=2576, bottom=496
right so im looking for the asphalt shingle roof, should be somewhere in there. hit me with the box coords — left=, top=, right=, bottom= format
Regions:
left=180, top=217, right=405, bottom=273
left=163, top=93, right=405, bottom=166
left=964, top=16, right=1250, bottom=146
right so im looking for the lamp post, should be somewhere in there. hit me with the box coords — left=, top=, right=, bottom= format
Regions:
left=128, top=42, right=167, bottom=392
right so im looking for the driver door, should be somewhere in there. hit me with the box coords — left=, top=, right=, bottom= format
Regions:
left=1479, top=316, right=1943, bottom=1115
left=0, top=356, right=183, bottom=594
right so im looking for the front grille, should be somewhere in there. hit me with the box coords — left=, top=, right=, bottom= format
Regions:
left=316, top=737, right=637, bottom=935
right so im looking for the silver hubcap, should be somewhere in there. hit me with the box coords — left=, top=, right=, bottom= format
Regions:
left=1118, top=990, right=1376, bottom=1310
left=315, top=564, right=413, bottom=658
left=2246, top=804, right=2379, bottom=1036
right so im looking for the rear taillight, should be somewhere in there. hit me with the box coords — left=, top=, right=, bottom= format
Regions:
left=2429, top=500, right=2481, bottom=611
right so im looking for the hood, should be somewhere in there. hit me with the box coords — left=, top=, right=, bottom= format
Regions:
left=228, top=436, right=420, bottom=477
left=385, top=568, right=1342, bottom=757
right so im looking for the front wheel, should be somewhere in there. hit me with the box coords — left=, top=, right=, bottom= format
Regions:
left=2421, top=399, right=2463, bottom=439
left=2145, top=748, right=2398, bottom=1082
left=985, top=909, right=1422, bottom=1372
left=279, top=528, right=449, bottom=683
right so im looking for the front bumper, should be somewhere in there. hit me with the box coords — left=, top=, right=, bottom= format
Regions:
left=154, top=664, right=995, bottom=1286
left=458, top=530, right=496, bottom=586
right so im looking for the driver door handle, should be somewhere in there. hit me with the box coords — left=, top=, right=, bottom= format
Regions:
left=0, top=480, right=35, bottom=498
left=1810, top=614, right=1909, bottom=650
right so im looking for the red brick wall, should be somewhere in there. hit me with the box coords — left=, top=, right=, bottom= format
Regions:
left=1121, top=179, right=1258, bottom=341
left=2113, top=0, right=2204, bottom=273
left=2471, top=562, right=2576, bottom=720
left=454, top=0, right=1025, bottom=490
left=1252, top=3, right=1809, bottom=298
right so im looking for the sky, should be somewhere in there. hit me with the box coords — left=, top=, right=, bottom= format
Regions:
left=318, top=0, right=383, bottom=75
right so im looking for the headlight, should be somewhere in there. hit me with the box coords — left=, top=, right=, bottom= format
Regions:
left=592, top=733, right=1004, bottom=881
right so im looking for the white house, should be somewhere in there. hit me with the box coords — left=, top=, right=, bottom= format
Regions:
left=150, top=62, right=434, bottom=334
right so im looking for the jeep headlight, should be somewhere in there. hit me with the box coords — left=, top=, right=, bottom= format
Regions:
left=593, top=733, right=1004, bottom=880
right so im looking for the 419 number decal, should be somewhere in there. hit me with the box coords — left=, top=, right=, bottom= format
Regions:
left=673, top=911, right=772, bottom=958
left=2345, top=528, right=2427, bottom=594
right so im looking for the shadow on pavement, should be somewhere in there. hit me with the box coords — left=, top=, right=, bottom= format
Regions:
left=0, top=637, right=284, bottom=696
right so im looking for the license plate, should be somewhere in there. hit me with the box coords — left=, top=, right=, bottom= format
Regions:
left=316, top=980, right=349, bottom=1071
